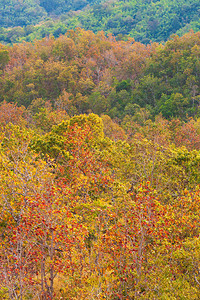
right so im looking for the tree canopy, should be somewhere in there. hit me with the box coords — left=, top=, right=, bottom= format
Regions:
left=0, top=0, right=199, bottom=44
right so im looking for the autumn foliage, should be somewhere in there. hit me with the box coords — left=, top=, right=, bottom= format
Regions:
left=0, top=111, right=199, bottom=299
left=0, top=29, right=200, bottom=299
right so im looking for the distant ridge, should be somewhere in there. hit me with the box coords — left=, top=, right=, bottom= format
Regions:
left=0, top=0, right=199, bottom=44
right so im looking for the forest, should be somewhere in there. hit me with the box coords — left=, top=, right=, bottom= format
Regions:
left=0, top=29, right=200, bottom=119
left=0, top=27, right=200, bottom=298
left=0, top=0, right=200, bottom=44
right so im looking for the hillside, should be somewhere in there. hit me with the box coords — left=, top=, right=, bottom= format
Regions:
left=0, top=0, right=200, bottom=44
left=0, top=4, right=200, bottom=299
left=68, top=0, right=200, bottom=43
left=0, top=0, right=47, bottom=28
left=0, top=29, right=199, bottom=120
left=0, top=0, right=100, bottom=28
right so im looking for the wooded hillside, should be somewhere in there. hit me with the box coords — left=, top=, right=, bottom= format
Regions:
left=0, top=30, right=199, bottom=120
left=0, top=0, right=199, bottom=44
left=0, top=5, right=200, bottom=299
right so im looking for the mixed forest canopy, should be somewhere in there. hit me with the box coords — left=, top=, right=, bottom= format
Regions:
left=1, top=108, right=200, bottom=298
left=0, top=30, right=199, bottom=120
left=0, top=1, right=200, bottom=299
